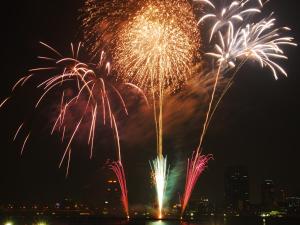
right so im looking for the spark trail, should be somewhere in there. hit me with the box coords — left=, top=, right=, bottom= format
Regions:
left=0, top=42, right=146, bottom=217
left=150, top=156, right=169, bottom=219
left=181, top=0, right=296, bottom=216
left=110, top=0, right=200, bottom=218
left=110, top=160, right=129, bottom=218
left=180, top=152, right=212, bottom=217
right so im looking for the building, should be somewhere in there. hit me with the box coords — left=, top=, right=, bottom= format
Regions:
left=197, top=197, right=214, bottom=215
left=224, top=166, right=250, bottom=214
left=182, top=196, right=214, bottom=218
left=286, top=197, right=300, bottom=215
left=261, top=179, right=276, bottom=210
left=101, top=179, right=121, bottom=216
left=278, top=189, right=287, bottom=203
left=277, top=188, right=287, bottom=210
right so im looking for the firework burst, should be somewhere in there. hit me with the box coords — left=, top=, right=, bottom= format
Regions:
left=81, top=0, right=139, bottom=58
left=0, top=42, right=147, bottom=217
left=150, top=155, right=169, bottom=219
left=207, top=17, right=297, bottom=79
left=109, top=160, right=130, bottom=218
left=197, top=0, right=261, bottom=42
left=113, top=0, right=200, bottom=92
left=1, top=0, right=296, bottom=220
left=181, top=0, right=296, bottom=216
left=180, top=151, right=212, bottom=217
left=9, top=42, right=128, bottom=170
left=109, top=0, right=200, bottom=217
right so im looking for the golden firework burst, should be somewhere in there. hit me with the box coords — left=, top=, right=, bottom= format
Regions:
left=81, top=0, right=140, bottom=57
left=113, top=0, right=200, bottom=92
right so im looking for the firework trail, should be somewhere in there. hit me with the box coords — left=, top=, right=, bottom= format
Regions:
left=180, top=152, right=212, bottom=217
left=201, top=0, right=296, bottom=145
left=149, top=156, right=169, bottom=219
left=181, top=0, right=296, bottom=216
left=196, top=0, right=260, bottom=150
left=81, top=0, right=142, bottom=59
left=11, top=42, right=128, bottom=170
left=112, top=0, right=199, bottom=217
left=0, top=42, right=146, bottom=217
left=0, top=97, right=10, bottom=109
left=110, top=114, right=130, bottom=218
left=109, top=160, right=129, bottom=218
left=197, top=0, right=261, bottom=42
left=206, top=17, right=297, bottom=79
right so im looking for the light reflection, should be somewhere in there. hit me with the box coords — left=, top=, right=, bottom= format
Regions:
left=146, top=221, right=168, bottom=225
left=146, top=221, right=185, bottom=225
left=37, top=222, right=47, bottom=225
left=146, top=221, right=199, bottom=225
left=4, top=221, right=13, bottom=225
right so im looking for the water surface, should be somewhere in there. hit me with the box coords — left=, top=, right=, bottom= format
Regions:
left=2, top=217, right=300, bottom=225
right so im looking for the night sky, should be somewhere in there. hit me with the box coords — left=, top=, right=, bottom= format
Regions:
left=1, top=0, right=299, bottom=208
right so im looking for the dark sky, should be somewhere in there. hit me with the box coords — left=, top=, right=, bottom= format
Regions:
left=0, top=0, right=300, bottom=208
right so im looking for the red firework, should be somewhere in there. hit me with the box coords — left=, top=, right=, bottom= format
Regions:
left=109, top=160, right=129, bottom=218
left=0, top=42, right=148, bottom=218
left=181, top=151, right=212, bottom=217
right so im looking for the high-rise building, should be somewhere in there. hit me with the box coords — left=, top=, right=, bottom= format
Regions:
left=286, top=197, right=300, bottom=215
left=277, top=188, right=287, bottom=209
left=102, top=179, right=120, bottom=216
left=224, top=166, right=250, bottom=214
left=261, top=179, right=275, bottom=210
left=278, top=189, right=287, bottom=203
left=197, top=197, right=214, bottom=215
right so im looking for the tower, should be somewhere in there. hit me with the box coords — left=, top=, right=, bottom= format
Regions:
left=224, top=166, right=249, bottom=214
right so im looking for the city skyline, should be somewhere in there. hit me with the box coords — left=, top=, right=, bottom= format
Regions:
left=1, top=169, right=299, bottom=218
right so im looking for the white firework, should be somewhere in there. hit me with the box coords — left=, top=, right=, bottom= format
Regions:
left=149, top=156, right=169, bottom=219
left=207, top=17, right=297, bottom=79
left=196, top=0, right=261, bottom=41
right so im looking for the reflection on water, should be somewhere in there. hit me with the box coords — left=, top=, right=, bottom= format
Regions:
left=146, top=221, right=169, bottom=225
left=145, top=220, right=214, bottom=225
left=143, top=217, right=300, bottom=225
left=145, top=221, right=198, bottom=225
left=1, top=217, right=300, bottom=225
left=145, top=220, right=202, bottom=225
left=145, top=218, right=222, bottom=225
left=145, top=220, right=167, bottom=225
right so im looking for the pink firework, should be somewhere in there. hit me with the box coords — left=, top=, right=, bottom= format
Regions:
left=109, top=160, right=129, bottom=218
left=4, top=42, right=131, bottom=175
left=0, top=42, right=144, bottom=217
left=181, top=151, right=212, bottom=217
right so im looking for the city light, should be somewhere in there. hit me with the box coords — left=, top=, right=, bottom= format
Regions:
left=4, top=221, right=13, bottom=225
left=36, top=222, right=47, bottom=225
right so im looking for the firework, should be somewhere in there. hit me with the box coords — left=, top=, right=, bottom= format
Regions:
left=81, top=0, right=140, bottom=58
left=0, top=97, right=10, bottom=109
left=9, top=42, right=129, bottom=169
left=2, top=0, right=295, bottom=220
left=110, top=0, right=200, bottom=217
left=1, top=42, right=145, bottom=217
left=113, top=0, right=199, bottom=218
left=206, top=17, right=297, bottom=79
left=180, top=151, right=212, bottom=217
left=150, top=156, right=169, bottom=219
left=113, top=0, right=199, bottom=92
left=82, top=1, right=199, bottom=215
left=197, top=0, right=261, bottom=42
left=201, top=1, right=297, bottom=146
left=181, top=0, right=296, bottom=216
left=109, top=160, right=129, bottom=218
